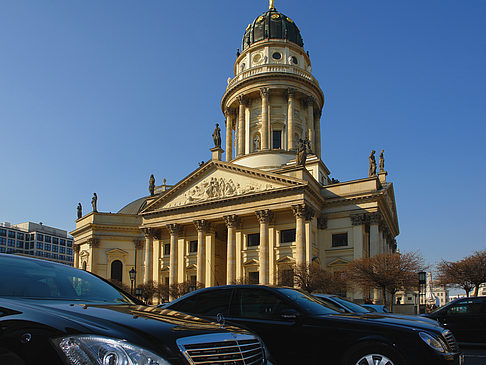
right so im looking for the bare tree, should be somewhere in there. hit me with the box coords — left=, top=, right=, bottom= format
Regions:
left=108, top=279, right=131, bottom=293
left=168, top=281, right=203, bottom=300
left=346, top=252, right=424, bottom=310
left=293, top=264, right=344, bottom=294
left=139, top=280, right=159, bottom=304
left=437, top=250, right=486, bottom=297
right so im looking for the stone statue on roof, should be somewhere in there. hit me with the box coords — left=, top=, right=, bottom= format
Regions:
left=149, top=174, right=155, bottom=196
left=379, top=149, right=385, bottom=172
left=212, top=123, right=222, bottom=148
left=91, top=193, right=98, bottom=212
left=77, top=203, right=82, bottom=219
left=369, top=150, right=377, bottom=177
left=296, top=137, right=310, bottom=167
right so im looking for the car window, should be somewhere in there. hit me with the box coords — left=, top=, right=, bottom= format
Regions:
left=0, top=255, right=132, bottom=304
left=170, top=289, right=232, bottom=316
left=233, top=288, right=295, bottom=320
left=331, top=296, right=369, bottom=314
left=447, top=298, right=484, bottom=315
left=277, top=288, right=339, bottom=316
left=312, top=296, right=346, bottom=312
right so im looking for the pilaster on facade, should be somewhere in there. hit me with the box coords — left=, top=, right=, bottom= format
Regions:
left=260, top=87, right=270, bottom=150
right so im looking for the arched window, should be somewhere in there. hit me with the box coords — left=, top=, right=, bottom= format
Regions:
left=111, top=260, right=123, bottom=282
left=82, top=261, right=87, bottom=270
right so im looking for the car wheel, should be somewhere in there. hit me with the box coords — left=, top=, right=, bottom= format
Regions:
left=344, top=342, right=404, bottom=365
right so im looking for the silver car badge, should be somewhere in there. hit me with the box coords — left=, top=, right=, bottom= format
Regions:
left=216, top=313, right=225, bottom=328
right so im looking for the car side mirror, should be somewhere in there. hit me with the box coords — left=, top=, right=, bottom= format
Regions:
left=280, top=308, right=300, bottom=320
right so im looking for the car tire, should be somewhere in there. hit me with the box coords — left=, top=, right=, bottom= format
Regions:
left=343, top=342, right=404, bottom=365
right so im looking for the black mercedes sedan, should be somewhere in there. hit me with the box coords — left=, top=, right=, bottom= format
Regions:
left=165, top=285, right=464, bottom=365
left=0, top=254, right=271, bottom=365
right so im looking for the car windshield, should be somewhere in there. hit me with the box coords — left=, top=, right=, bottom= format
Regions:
left=0, top=254, right=134, bottom=304
left=331, top=296, right=370, bottom=314
left=276, top=288, right=340, bottom=316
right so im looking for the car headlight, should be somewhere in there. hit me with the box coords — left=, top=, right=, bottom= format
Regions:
left=419, top=332, right=448, bottom=353
left=52, top=335, right=170, bottom=365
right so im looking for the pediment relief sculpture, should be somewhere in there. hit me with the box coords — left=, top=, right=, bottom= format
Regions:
left=164, top=176, right=276, bottom=208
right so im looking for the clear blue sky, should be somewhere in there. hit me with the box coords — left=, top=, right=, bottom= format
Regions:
left=1, top=1, right=485, bottom=267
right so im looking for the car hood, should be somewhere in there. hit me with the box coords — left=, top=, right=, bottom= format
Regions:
left=0, top=298, right=251, bottom=360
left=317, top=312, right=444, bottom=333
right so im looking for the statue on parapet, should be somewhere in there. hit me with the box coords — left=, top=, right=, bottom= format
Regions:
left=91, top=193, right=98, bottom=212
left=77, top=203, right=82, bottom=219
left=212, top=123, right=222, bottom=148
left=149, top=174, right=155, bottom=196
left=379, top=149, right=385, bottom=172
left=369, top=150, right=377, bottom=177
left=296, top=137, right=311, bottom=167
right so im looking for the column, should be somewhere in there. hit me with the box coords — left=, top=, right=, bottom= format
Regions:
left=225, top=108, right=234, bottom=162
left=205, top=227, right=216, bottom=286
left=287, top=88, right=295, bottom=150
left=193, top=220, right=208, bottom=286
left=142, top=228, right=153, bottom=284
left=260, top=88, right=270, bottom=150
left=306, top=97, right=315, bottom=152
left=368, top=212, right=381, bottom=257
left=350, top=214, right=366, bottom=301
left=133, top=239, right=144, bottom=288
left=256, top=210, right=273, bottom=285
left=223, top=214, right=239, bottom=284
left=166, top=224, right=180, bottom=295
left=291, top=205, right=314, bottom=267
left=237, top=95, right=247, bottom=156
left=152, top=231, right=161, bottom=285
left=73, top=244, right=80, bottom=269
left=315, top=109, right=321, bottom=158
left=88, top=238, right=99, bottom=273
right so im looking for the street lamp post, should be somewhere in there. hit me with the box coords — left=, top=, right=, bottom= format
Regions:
left=129, top=268, right=136, bottom=295
left=418, top=271, right=426, bottom=314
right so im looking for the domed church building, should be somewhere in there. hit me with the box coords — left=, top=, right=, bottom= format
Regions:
left=71, top=2, right=399, bottom=303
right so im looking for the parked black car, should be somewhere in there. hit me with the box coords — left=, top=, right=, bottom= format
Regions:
left=165, top=285, right=463, bottom=365
left=424, top=296, right=486, bottom=344
left=313, top=293, right=439, bottom=325
left=0, top=254, right=270, bottom=365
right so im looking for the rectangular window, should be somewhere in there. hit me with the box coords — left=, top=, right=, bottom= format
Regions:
left=52, top=254, right=58, bottom=259
left=8, top=239, right=15, bottom=247
left=247, top=233, right=260, bottom=247
left=0, top=229, right=6, bottom=237
left=332, top=233, right=348, bottom=247
left=44, top=236, right=51, bottom=243
left=60, top=239, right=66, bottom=246
left=0, top=247, right=5, bottom=253
left=52, top=245, right=58, bottom=252
left=280, top=229, right=296, bottom=244
left=37, top=242, right=43, bottom=250
left=164, top=244, right=170, bottom=256
left=30, top=242, right=34, bottom=249
left=16, top=241, right=23, bottom=248
left=36, top=251, right=42, bottom=257
left=7, top=248, right=14, bottom=254
left=16, top=232, right=24, bottom=240
left=67, top=240, right=73, bottom=247
left=52, top=237, right=59, bottom=244
left=248, top=271, right=259, bottom=285
left=67, top=248, right=72, bottom=255
left=272, top=130, right=282, bottom=149
left=59, top=255, right=65, bottom=261
left=0, top=237, right=5, bottom=245
left=189, top=240, right=198, bottom=253
left=8, top=231, right=15, bottom=238
left=36, top=234, right=44, bottom=241
left=60, top=247, right=65, bottom=254
left=45, top=244, right=51, bottom=251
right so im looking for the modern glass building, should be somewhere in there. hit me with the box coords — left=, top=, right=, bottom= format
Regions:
left=0, top=221, right=73, bottom=265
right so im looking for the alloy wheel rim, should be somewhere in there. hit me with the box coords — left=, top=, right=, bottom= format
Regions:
left=355, top=354, right=394, bottom=365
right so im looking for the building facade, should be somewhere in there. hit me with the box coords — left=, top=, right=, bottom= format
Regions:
left=0, top=221, right=74, bottom=265
left=71, top=3, right=399, bottom=302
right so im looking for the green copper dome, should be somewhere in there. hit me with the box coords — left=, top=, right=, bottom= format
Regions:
left=242, top=8, right=304, bottom=51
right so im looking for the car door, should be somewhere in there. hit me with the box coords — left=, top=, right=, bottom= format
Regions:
left=438, top=297, right=484, bottom=343
left=228, top=287, right=310, bottom=365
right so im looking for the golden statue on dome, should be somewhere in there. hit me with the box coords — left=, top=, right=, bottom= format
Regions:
left=269, top=0, right=275, bottom=10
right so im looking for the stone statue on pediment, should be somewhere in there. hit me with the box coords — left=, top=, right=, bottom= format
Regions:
left=212, top=123, right=222, bottom=148
left=149, top=174, right=155, bottom=196
left=77, top=203, right=82, bottom=219
left=379, top=149, right=385, bottom=172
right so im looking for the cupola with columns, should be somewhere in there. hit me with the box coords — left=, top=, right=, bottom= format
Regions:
left=222, top=1, right=324, bottom=173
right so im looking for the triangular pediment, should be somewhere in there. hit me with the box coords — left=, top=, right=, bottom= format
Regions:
left=106, top=248, right=128, bottom=257
left=243, top=258, right=259, bottom=266
left=327, top=258, right=350, bottom=267
left=142, top=160, right=306, bottom=213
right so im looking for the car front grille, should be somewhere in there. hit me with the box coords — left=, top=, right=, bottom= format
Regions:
left=442, top=330, right=459, bottom=353
left=177, top=333, right=265, bottom=365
